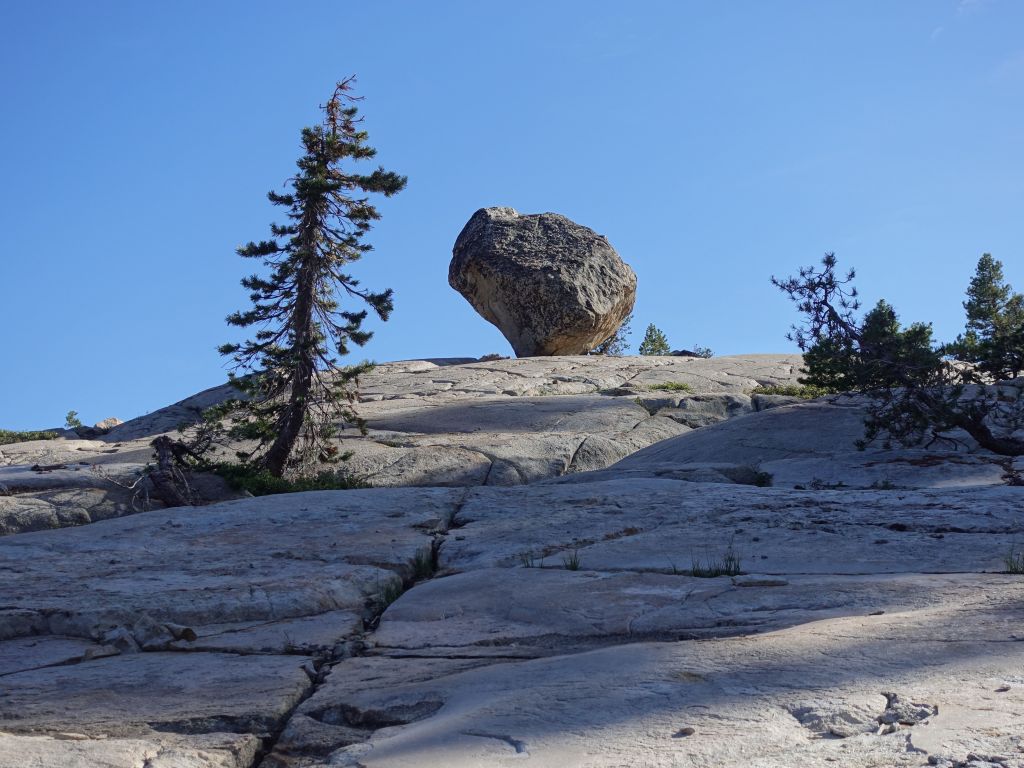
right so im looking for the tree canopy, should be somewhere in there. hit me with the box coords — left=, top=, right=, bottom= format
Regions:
left=638, top=324, right=671, bottom=356
left=774, top=253, right=1024, bottom=456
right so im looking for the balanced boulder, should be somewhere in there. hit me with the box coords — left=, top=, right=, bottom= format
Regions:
left=449, top=207, right=637, bottom=356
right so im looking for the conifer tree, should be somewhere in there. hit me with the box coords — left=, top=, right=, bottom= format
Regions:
left=638, top=324, right=671, bottom=356
left=219, top=78, right=407, bottom=477
left=774, top=254, right=1024, bottom=456
left=947, top=254, right=1024, bottom=380
left=801, top=299, right=939, bottom=394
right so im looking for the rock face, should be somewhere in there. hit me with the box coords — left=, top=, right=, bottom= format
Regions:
left=0, top=355, right=805, bottom=535
left=1, top=377, right=1023, bottom=766
left=449, top=207, right=637, bottom=356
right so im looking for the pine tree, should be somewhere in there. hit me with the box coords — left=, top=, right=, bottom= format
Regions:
left=638, top=324, right=671, bottom=356
left=801, top=299, right=939, bottom=394
left=948, top=254, right=1024, bottom=380
left=218, top=78, right=407, bottom=477
left=774, top=254, right=1024, bottom=455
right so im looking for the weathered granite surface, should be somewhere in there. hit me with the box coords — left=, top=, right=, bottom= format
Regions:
left=0, top=355, right=804, bottom=534
left=2, top=355, right=1022, bottom=767
left=449, top=207, right=637, bottom=356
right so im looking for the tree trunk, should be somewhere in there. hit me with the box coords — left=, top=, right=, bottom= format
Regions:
left=149, top=436, right=193, bottom=507
left=950, top=413, right=1024, bottom=456
left=263, top=259, right=317, bottom=477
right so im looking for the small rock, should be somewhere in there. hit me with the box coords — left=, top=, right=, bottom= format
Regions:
left=100, top=626, right=139, bottom=653
left=878, top=692, right=936, bottom=726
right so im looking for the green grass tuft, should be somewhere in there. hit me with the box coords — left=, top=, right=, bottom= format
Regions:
left=519, top=551, right=541, bottom=568
left=689, top=548, right=743, bottom=578
left=562, top=549, right=582, bottom=570
left=375, top=576, right=405, bottom=609
left=1005, top=547, right=1024, bottom=574
left=410, top=546, right=437, bottom=581
left=649, top=381, right=694, bottom=393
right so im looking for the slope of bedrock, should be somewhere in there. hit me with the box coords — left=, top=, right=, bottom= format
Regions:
left=1, top=385, right=1022, bottom=768
left=0, top=355, right=804, bottom=536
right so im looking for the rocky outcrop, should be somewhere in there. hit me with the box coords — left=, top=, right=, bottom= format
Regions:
left=0, top=355, right=806, bottom=535
left=449, top=207, right=636, bottom=356
left=0, top=398, right=1022, bottom=766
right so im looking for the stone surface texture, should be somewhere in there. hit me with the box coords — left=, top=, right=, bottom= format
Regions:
left=1, top=354, right=1023, bottom=767
left=449, top=207, right=637, bottom=355
left=0, top=354, right=803, bottom=534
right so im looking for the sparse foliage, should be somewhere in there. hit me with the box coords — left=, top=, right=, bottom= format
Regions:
left=64, top=410, right=82, bottom=430
left=689, top=544, right=742, bottom=577
left=590, top=313, right=633, bottom=356
left=749, top=384, right=829, bottom=399
left=0, top=429, right=58, bottom=446
left=638, top=324, right=671, bottom=356
left=649, top=381, right=693, bottom=392
left=217, top=77, right=407, bottom=477
left=1006, top=546, right=1024, bottom=575
left=773, top=253, right=1024, bottom=456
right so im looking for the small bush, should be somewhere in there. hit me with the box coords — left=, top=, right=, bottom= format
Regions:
left=749, top=384, right=830, bottom=399
left=208, top=462, right=369, bottom=496
left=649, top=381, right=694, bottom=393
left=65, top=410, right=83, bottom=429
left=478, top=353, right=509, bottom=362
left=692, top=346, right=714, bottom=359
left=0, top=429, right=59, bottom=446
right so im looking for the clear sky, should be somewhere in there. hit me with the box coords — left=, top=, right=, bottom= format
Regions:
left=2, top=1, right=1022, bottom=430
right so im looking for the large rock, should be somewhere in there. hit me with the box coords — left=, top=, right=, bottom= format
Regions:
left=449, top=207, right=636, bottom=356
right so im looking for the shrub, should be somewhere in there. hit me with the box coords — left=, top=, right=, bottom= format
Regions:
left=0, top=429, right=59, bottom=446
left=64, top=410, right=83, bottom=430
left=749, top=384, right=830, bottom=399
left=649, top=381, right=694, bottom=393
left=208, top=462, right=369, bottom=496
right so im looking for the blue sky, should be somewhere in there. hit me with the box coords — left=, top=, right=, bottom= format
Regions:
left=2, top=1, right=1022, bottom=429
